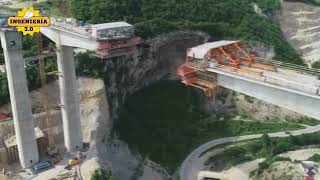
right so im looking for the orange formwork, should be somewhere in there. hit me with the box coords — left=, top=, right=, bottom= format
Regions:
left=177, top=41, right=277, bottom=97
left=177, top=65, right=217, bottom=97
left=208, top=42, right=275, bottom=71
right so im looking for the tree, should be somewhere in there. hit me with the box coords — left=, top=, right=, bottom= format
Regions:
left=91, top=169, right=117, bottom=180
left=75, top=53, right=105, bottom=78
left=273, top=140, right=291, bottom=154
left=312, top=61, right=320, bottom=69
left=69, top=0, right=90, bottom=21
left=0, top=75, right=9, bottom=104
left=307, top=154, right=320, bottom=162
left=68, top=0, right=303, bottom=64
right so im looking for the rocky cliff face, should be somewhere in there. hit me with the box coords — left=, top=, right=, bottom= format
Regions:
left=79, top=78, right=112, bottom=180
left=101, top=30, right=306, bottom=126
left=279, top=1, right=320, bottom=66
left=102, top=31, right=280, bottom=122
left=102, top=31, right=210, bottom=121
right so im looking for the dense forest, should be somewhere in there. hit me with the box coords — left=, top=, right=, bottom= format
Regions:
left=70, top=0, right=303, bottom=65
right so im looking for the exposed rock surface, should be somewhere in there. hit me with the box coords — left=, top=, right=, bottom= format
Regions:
left=79, top=78, right=112, bottom=180
left=252, top=148, right=320, bottom=180
left=280, top=1, right=320, bottom=66
left=100, top=31, right=210, bottom=180
left=102, top=31, right=210, bottom=121
left=247, top=41, right=275, bottom=60
left=102, top=30, right=281, bottom=123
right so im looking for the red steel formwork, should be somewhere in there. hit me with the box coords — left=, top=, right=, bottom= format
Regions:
left=178, top=41, right=276, bottom=97
left=96, top=36, right=142, bottom=59
left=207, top=42, right=275, bottom=71
left=177, top=65, right=217, bottom=97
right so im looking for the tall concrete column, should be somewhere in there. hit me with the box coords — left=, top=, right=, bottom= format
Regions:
left=56, top=44, right=82, bottom=152
left=0, top=30, right=39, bottom=168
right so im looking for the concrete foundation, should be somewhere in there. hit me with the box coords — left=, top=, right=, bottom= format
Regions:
left=56, top=44, right=82, bottom=152
left=0, top=31, right=38, bottom=168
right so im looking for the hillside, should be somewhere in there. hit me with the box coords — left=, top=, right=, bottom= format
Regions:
left=70, top=0, right=303, bottom=65
left=280, top=0, right=320, bottom=66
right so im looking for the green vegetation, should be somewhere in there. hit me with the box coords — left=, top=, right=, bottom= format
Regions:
left=244, top=94, right=255, bottom=103
left=307, top=153, right=320, bottom=162
left=69, top=0, right=303, bottom=64
left=35, top=0, right=70, bottom=17
left=206, top=132, right=320, bottom=171
left=312, top=61, right=320, bottom=69
left=0, top=36, right=58, bottom=105
left=257, top=156, right=291, bottom=174
left=75, top=53, right=105, bottom=78
left=0, top=44, right=101, bottom=105
left=285, top=116, right=320, bottom=126
left=0, top=47, right=100, bottom=106
left=206, top=145, right=254, bottom=171
left=118, top=81, right=305, bottom=172
left=91, top=169, right=117, bottom=180
left=0, top=57, right=58, bottom=104
left=0, top=6, right=17, bottom=12
left=223, top=121, right=302, bottom=135
left=0, top=76, right=9, bottom=104
left=301, top=0, right=320, bottom=6
left=118, top=81, right=206, bottom=172
left=249, top=155, right=292, bottom=177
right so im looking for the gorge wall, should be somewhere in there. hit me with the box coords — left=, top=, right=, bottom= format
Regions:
left=102, top=31, right=210, bottom=121
left=101, top=30, right=302, bottom=124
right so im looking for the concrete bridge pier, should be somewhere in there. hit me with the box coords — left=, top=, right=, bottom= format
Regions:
left=0, top=31, right=39, bottom=168
left=56, top=44, right=83, bottom=152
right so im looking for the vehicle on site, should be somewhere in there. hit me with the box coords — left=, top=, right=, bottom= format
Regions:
left=64, top=157, right=81, bottom=170
left=32, top=161, right=52, bottom=172
left=69, top=158, right=81, bottom=166
left=47, top=146, right=62, bottom=164
left=50, top=154, right=61, bottom=164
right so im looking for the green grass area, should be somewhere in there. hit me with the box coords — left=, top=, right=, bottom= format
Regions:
left=117, top=80, right=305, bottom=172
left=221, top=121, right=302, bottom=135
left=206, top=132, right=320, bottom=171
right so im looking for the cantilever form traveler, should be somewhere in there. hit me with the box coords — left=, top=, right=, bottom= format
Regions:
left=177, top=40, right=320, bottom=120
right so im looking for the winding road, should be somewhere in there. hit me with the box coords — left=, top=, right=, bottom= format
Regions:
left=180, top=124, right=320, bottom=180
